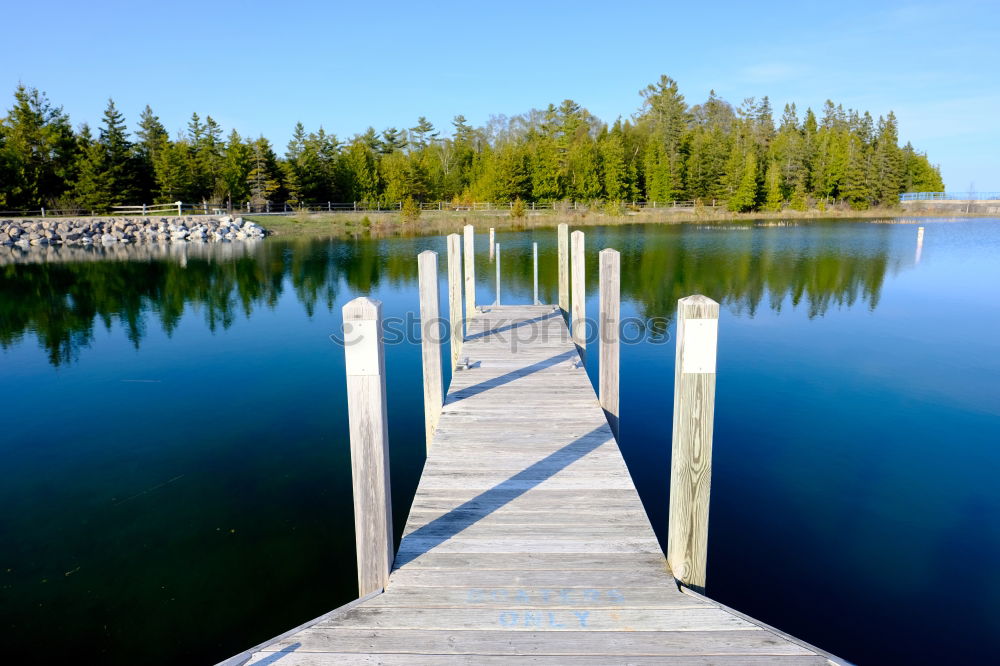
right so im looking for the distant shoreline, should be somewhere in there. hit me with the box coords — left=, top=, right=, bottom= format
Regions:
left=249, top=206, right=995, bottom=238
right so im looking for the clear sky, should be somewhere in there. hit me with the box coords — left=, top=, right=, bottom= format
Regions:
left=4, top=0, right=997, bottom=191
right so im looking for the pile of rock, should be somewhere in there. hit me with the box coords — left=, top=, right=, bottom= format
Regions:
left=0, top=216, right=267, bottom=247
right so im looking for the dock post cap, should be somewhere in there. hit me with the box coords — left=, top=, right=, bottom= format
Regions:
left=342, top=296, right=382, bottom=320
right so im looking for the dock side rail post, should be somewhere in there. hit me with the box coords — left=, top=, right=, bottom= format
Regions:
left=533, top=242, right=539, bottom=304
left=558, top=223, right=569, bottom=319
left=341, top=297, right=393, bottom=597
left=447, top=234, right=463, bottom=369
left=667, top=295, right=719, bottom=594
left=571, top=230, right=586, bottom=364
left=418, top=251, right=443, bottom=452
left=463, top=225, right=475, bottom=315
left=599, top=248, right=620, bottom=438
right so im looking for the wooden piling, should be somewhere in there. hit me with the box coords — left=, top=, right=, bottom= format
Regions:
left=570, top=230, right=586, bottom=363
left=533, top=241, right=539, bottom=304
left=463, top=225, right=475, bottom=316
left=489, top=228, right=495, bottom=260
left=667, top=295, right=719, bottom=594
left=341, top=297, right=393, bottom=597
left=916, top=226, right=925, bottom=263
left=417, top=251, right=443, bottom=451
left=494, top=243, right=501, bottom=305
left=447, top=234, right=463, bottom=370
left=558, top=223, right=569, bottom=318
left=599, top=248, right=620, bottom=439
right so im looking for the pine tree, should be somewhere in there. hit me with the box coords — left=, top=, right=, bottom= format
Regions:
left=764, top=161, right=782, bottom=211
left=638, top=75, right=688, bottom=200
left=247, top=137, right=281, bottom=208
left=153, top=139, right=193, bottom=203
left=598, top=124, right=627, bottom=201
left=409, top=117, right=438, bottom=150
left=135, top=105, right=167, bottom=202
left=0, top=84, right=76, bottom=208
left=70, top=124, right=112, bottom=211
left=221, top=129, right=252, bottom=207
left=728, top=152, right=758, bottom=212
left=98, top=98, right=136, bottom=204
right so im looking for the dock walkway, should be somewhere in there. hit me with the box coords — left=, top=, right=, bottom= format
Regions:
left=237, top=304, right=837, bottom=664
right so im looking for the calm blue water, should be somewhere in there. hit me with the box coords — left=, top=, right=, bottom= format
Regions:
left=1, top=220, right=998, bottom=663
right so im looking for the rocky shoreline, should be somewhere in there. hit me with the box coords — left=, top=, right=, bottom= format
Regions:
left=0, top=216, right=266, bottom=247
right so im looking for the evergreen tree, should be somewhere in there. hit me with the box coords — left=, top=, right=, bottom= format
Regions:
left=0, top=84, right=76, bottom=208
left=638, top=75, right=688, bottom=200
left=153, top=138, right=193, bottom=203
left=97, top=98, right=137, bottom=204
left=764, top=161, right=782, bottom=211
left=70, top=124, right=112, bottom=211
left=247, top=137, right=281, bottom=208
left=221, top=129, right=252, bottom=207
left=135, top=105, right=167, bottom=202
left=729, top=152, right=758, bottom=212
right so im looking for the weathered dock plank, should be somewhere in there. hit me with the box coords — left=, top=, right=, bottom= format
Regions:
left=234, top=304, right=839, bottom=665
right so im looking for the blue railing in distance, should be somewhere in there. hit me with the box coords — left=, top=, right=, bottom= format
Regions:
left=900, top=192, right=1000, bottom=201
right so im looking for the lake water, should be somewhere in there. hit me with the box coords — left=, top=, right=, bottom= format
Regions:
left=2, top=219, right=998, bottom=664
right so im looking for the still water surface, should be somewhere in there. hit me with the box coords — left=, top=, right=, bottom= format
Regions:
left=1, top=220, right=999, bottom=664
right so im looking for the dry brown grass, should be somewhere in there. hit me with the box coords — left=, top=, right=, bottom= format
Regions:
left=248, top=205, right=982, bottom=239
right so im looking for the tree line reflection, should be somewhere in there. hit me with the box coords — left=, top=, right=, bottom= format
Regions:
left=0, top=224, right=901, bottom=365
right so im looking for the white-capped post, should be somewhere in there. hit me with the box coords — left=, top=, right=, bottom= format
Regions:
left=341, top=297, right=393, bottom=597
left=667, top=295, right=719, bottom=594
left=418, top=251, right=443, bottom=451
left=463, top=224, right=475, bottom=316
left=571, top=230, right=586, bottom=364
left=447, top=234, right=463, bottom=369
left=558, top=223, right=569, bottom=319
left=599, top=248, right=620, bottom=439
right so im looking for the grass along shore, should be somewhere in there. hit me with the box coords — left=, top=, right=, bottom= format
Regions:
left=248, top=205, right=981, bottom=238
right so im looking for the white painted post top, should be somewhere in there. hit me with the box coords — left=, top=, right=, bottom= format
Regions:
left=343, top=297, right=384, bottom=377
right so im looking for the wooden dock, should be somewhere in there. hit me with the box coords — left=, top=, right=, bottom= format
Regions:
left=230, top=303, right=841, bottom=664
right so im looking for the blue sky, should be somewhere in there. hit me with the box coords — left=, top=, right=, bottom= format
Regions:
left=4, top=0, right=997, bottom=191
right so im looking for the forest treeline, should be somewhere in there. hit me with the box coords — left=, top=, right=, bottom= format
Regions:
left=0, top=76, right=943, bottom=213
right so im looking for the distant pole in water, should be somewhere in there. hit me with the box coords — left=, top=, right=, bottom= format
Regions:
left=463, top=224, right=475, bottom=316
left=558, top=224, right=570, bottom=320
left=571, top=230, right=586, bottom=364
left=533, top=241, right=539, bottom=305
left=599, top=248, right=620, bottom=439
left=667, top=294, right=719, bottom=594
left=341, top=296, right=393, bottom=597
left=495, top=243, right=501, bottom=305
left=417, top=251, right=444, bottom=452
left=916, top=226, right=925, bottom=264
left=447, top=234, right=463, bottom=370
left=489, top=228, right=495, bottom=260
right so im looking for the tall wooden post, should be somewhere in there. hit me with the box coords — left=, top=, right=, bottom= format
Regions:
left=342, top=297, right=393, bottom=597
left=494, top=243, right=501, bottom=305
left=447, top=234, right=463, bottom=370
left=418, top=251, right=443, bottom=451
left=570, top=230, right=586, bottom=363
left=599, top=249, right=620, bottom=439
left=463, top=225, right=476, bottom=317
left=916, top=226, right=925, bottom=264
left=489, top=228, right=495, bottom=260
left=667, top=295, right=719, bottom=594
left=532, top=241, right=539, bottom=304
left=558, top=223, right=569, bottom=319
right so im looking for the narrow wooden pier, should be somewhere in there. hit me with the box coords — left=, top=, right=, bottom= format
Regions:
left=231, top=299, right=841, bottom=664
